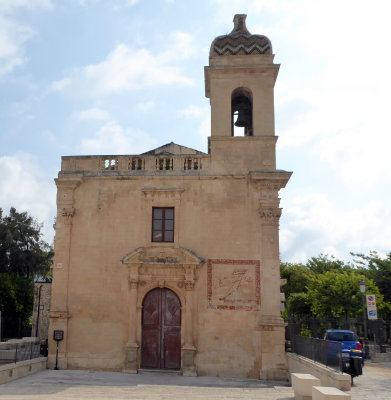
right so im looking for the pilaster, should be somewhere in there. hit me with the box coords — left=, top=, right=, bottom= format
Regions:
left=48, top=174, right=83, bottom=369
left=124, top=264, right=141, bottom=373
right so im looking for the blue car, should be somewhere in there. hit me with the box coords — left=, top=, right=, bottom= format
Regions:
left=324, top=329, right=364, bottom=378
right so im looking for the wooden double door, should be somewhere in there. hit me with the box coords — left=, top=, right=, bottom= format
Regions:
left=141, top=288, right=181, bottom=370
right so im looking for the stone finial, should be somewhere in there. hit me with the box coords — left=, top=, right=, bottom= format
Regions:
left=232, top=14, right=250, bottom=35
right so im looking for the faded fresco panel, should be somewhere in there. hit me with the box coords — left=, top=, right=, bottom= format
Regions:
left=207, top=260, right=260, bottom=310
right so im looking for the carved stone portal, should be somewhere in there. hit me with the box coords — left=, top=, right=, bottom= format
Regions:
left=121, top=245, right=204, bottom=375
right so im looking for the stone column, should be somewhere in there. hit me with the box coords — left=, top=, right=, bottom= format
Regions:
left=123, top=264, right=140, bottom=373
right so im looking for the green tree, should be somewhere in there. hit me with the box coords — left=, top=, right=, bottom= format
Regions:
left=0, top=207, right=52, bottom=334
left=352, top=251, right=391, bottom=304
left=286, top=292, right=312, bottom=316
left=0, top=273, right=34, bottom=321
left=281, top=262, right=314, bottom=298
left=306, top=270, right=383, bottom=318
left=0, top=207, right=52, bottom=279
left=306, top=254, right=349, bottom=274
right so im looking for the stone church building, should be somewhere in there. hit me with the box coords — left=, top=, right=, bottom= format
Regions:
left=48, top=15, right=292, bottom=380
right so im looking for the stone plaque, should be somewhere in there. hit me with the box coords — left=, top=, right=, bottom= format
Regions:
left=207, top=259, right=260, bottom=310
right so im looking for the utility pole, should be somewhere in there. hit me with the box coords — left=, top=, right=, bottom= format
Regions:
left=359, top=280, right=368, bottom=341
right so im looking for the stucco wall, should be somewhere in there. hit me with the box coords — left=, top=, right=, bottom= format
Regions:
left=49, top=174, right=286, bottom=378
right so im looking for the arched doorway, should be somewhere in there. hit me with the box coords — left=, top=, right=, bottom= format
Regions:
left=141, top=287, right=181, bottom=370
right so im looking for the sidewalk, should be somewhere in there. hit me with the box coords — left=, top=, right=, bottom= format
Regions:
left=0, top=369, right=294, bottom=400
left=350, top=361, right=391, bottom=400
left=0, top=362, right=390, bottom=400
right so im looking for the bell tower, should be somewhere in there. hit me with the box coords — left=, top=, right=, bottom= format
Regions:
left=205, top=15, right=292, bottom=380
left=205, top=14, right=280, bottom=173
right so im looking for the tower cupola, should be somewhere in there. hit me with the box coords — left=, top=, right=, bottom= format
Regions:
left=210, top=14, right=272, bottom=57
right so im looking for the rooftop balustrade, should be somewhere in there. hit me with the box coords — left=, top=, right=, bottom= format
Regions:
left=61, top=154, right=210, bottom=173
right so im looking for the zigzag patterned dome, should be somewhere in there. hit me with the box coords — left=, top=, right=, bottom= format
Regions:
left=210, top=14, right=272, bottom=56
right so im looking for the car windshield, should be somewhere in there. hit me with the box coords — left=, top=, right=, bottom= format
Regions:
left=326, top=332, right=357, bottom=341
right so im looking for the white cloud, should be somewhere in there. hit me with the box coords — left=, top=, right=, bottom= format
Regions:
left=0, top=0, right=52, bottom=76
left=263, top=2, right=391, bottom=185
left=124, top=0, right=139, bottom=6
left=79, top=121, right=156, bottom=154
left=178, top=105, right=210, bottom=140
left=0, top=152, right=56, bottom=243
left=47, top=77, right=72, bottom=92
left=198, top=113, right=211, bottom=140
left=0, top=0, right=52, bottom=13
left=50, top=37, right=195, bottom=97
left=159, top=32, right=196, bottom=61
left=277, top=66, right=391, bottom=184
left=280, top=193, right=391, bottom=262
left=76, top=0, right=139, bottom=8
left=137, top=101, right=155, bottom=113
left=178, top=105, right=206, bottom=119
left=0, top=16, right=32, bottom=75
left=72, top=107, right=109, bottom=121
left=75, top=0, right=100, bottom=6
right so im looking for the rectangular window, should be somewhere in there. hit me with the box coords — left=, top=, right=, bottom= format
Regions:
left=152, top=207, right=174, bottom=242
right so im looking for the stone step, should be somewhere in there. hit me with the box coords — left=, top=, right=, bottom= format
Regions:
left=138, top=368, right=182, bottom=375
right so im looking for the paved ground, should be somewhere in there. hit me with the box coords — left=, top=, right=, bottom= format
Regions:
left=0, top=362, right=390, bottom=400
left=0, top=370, right=294, bottom=400
left=350, top=361, right=391, bottom=400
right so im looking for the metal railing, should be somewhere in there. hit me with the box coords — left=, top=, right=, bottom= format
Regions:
left=291, top=335, right=342, bottom=372
left=0, top=341, right=42, bottom=365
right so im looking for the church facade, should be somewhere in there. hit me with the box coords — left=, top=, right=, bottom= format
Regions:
left=48, top=15, right=292, bottom=380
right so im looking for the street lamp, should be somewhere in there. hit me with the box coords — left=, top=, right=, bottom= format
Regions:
left=359, top=280, right=368, bottom=341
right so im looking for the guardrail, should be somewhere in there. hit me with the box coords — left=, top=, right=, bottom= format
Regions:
left=290, top=335, right=342, bottom=372
left=0, top=341, right=42, bottom=365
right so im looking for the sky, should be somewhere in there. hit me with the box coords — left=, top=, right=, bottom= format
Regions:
left=1, top=0, right=390, bottom=263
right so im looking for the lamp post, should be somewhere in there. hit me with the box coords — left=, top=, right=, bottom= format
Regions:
left=359, top=280, right=368, bottom=341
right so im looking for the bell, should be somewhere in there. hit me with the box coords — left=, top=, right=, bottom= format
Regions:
left=234, top=108, right=251, bottom=127
left=233, top=96, right=252, bottom=128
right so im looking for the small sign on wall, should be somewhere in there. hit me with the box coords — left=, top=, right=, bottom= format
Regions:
left=53, top=330, right=64, bottom=341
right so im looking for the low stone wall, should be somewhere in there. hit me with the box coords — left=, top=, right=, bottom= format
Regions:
left=287, top=352, right=351, bottom=391
left=0, top=357, right=47, bottom=385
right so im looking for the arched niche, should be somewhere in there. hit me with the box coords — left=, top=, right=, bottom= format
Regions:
left=231, top=87, right=253, bottom=136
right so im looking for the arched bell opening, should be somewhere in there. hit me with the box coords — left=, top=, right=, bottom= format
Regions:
left=140, top=287, right=181, bottom=370
left=231, top=88, right=253, bottom=136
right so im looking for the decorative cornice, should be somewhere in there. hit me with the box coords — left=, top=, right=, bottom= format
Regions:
left=249, top=170, right=292, bottom=190
left=55, top=175, right=83, bottom=189
left=258, top=207, right=281, bottom=225
left=121, top=246, right=205, bottom=266
left=142, top=187, right=185, bottom=200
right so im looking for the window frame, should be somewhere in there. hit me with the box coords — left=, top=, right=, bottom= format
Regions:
left=151, top=207, right=175, bottom=243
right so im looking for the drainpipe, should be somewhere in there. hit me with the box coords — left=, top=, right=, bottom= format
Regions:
left=35, top=285, right=43, bottom=338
